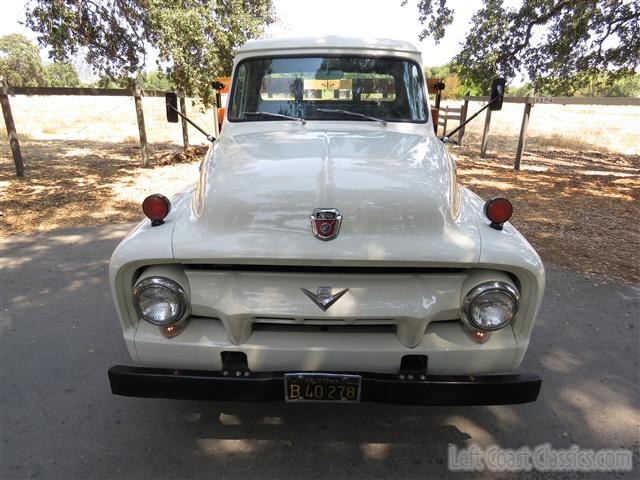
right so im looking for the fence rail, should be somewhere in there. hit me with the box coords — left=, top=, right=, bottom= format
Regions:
left=0, top=86, right=197, bottom=176
left=0, top=86, right=170, bottom=98
left=3, top=87, right=638, bottom=177
left=460, top=95, right=639, bottom=169
left=464, top=95, right=640, bottom=106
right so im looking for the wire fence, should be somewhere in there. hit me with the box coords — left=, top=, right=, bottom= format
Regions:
left=0, top=87, right=225, bottom=176
left=2, top=88, right=638, bottom=179
left=437, top=97, right=640, bottom=175
left=4, top=94, right=216, bottom=145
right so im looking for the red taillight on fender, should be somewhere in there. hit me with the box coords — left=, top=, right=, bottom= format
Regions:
left=142, top=194, right=171, bottom=226
left=484, top=197, right=512, bottom=230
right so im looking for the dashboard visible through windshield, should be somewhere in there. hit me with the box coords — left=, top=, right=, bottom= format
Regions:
left=228, top=56, right=428, bottom=123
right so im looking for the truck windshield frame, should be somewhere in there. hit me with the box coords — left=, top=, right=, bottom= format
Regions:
left=228, top=55, right=429, bottom=124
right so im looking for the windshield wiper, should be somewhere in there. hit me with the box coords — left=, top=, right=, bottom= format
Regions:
left=316, top=108, right=387, bottom=126
left=244, top=111, right=306, bottom=125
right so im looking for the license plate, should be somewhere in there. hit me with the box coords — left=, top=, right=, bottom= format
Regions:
left=284, top=373, right=361, bottom=403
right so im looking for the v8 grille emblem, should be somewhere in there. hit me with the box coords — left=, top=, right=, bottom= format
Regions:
left=300, top=286, right=349, bottom=311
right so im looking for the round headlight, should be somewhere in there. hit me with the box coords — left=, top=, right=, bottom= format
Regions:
left=461, top=281, right=519, bottom=331
left=133, top=277, right=190, bottom=326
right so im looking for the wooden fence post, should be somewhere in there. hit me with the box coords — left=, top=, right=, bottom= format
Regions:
left=442, top=107, right=448, bottom=136
left=133, top=84, right=149, bottom=167
left=480, top=106, right=492, bottom=158
left=459, top=94, right=469, bottom=146
left=0, top=82, right=25, bottom=177
left=514, top=96, right=533, bottom=170
left=179, top=94, right=189, bottom=151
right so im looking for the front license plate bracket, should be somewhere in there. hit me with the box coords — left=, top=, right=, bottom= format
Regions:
left=284, top=373, right=362, bottom=403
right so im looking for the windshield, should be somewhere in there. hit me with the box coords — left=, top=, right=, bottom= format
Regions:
left=228, top=56, right=428, bottom=123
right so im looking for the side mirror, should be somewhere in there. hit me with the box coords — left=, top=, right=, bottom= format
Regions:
left=489, top=78, right=506, bottom=111
left=212, top=81, right=225, bottom=91
left=165, top=92, right=179, bottom=123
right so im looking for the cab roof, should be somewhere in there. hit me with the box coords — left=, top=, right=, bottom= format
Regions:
left=238, top=36, right=421, bottom=55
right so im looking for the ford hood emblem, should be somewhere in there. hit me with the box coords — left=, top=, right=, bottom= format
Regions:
left=310, top=208, right=342, bottom=241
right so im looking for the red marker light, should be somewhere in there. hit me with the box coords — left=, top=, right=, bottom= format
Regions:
left=142, top=194, right=171, bottom=226
left=484, top=197, right=512, bottom=230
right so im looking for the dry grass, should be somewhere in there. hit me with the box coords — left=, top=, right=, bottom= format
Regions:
left=4, top=95, right=216, bottom=144
left=533, top=133, right=609, bottom=152
left=1, top=95, right=214, bottom=234
left=0, top=140, right=206, bottom=234
left=451, top=146, right=640, bottom=284
left=441, top=101, right=640, bottom=287
left=441, top=102, right=640, bottom=155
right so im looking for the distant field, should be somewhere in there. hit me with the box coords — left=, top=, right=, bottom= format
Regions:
left=440, top=101, right=639, bottom=156
left=2, top=95, right=638, bottom=156
left=3, top=95, right=218, bottom=146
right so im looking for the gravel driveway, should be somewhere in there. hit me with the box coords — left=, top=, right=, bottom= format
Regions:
left=1, top=224, right=638, bottom=479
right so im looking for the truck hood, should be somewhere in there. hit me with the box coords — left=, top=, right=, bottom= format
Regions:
left=172, top=127, right=481, bottom=265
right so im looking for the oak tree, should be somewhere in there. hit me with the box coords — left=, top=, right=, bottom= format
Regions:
left=24, top=0, right=275, bottom=104
left=46, top=62, right=80, bottom=87
left=407, top=0, right=640, bottom=95
left=0, top=34, right=49, bottom=87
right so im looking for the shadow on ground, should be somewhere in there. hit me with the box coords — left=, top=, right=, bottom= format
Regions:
left=1, top=224, right=638, bottom=479
left=449, top=139, right=640, bottom=283
left=0, top=139, right=205, bottom=235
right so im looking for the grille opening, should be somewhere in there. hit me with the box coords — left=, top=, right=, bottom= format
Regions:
left=253, top=316, right=296, bottom=324
left=425, top=319, right=460, bottom=333
left=400, top=355, right=428, bottom=375
left=253, top=317, right=396, bottom=325
left=187, top=264, right=467, bottom=274
left=221, top=351, right=248, bottom=371
left=252, top=323, right=397, bottom=334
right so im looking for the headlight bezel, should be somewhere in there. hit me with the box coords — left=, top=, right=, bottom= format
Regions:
left=132, top=276, right=190, bottom=326
left=461, top=281, right=519, bottom=332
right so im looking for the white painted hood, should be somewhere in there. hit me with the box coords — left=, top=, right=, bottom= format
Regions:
left=172, top=124, right=481, bottom=265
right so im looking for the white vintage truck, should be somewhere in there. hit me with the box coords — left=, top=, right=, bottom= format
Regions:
left=108, top=36, right=544, bottom=405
